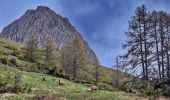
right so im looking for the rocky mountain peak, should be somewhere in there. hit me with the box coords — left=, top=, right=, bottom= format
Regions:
left=0, top=6, right=97, bottom=64
left=37, top=6, right=50, bottom=11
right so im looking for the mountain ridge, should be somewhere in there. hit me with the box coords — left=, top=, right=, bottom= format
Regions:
left=0, top=6, right=97, bottom=64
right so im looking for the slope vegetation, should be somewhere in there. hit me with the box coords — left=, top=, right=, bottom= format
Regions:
left=0, top=64, right=145, bottom=100
left=0, top=37, right=131, bottom=85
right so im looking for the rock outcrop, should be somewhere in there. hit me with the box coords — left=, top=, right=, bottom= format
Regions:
left=0, top=6, right=97, bottom=64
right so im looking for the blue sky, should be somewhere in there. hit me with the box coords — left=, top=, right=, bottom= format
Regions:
left=0, top=0, right=170, bottom=67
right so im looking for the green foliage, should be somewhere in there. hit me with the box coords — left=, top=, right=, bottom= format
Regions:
left=46, top=64, right=66, bottom=78
left=61, top=33, right=88, bottom=81
left=0, top=37, right=132, bottom=88
left=0, top=72, right=31, bottom=93
left=100, top=75, right=112, bottom=85
left=0, top=57, right=8, bottom=65
left=98, top=82, right=115, bottom=91
left=142, top=86, right=154, bottom=96
left=11, top=47, right=21, bottom=57
left=153, top=89, right=163, bottom=96
left=55, top=66, right=66, bottom=77
left=24, top=35, right=39, bottom=63
left=0, top=65, right=146, bottom=100
left=0, top=49, right=3, bottom=57
left=141, top=85, right=163, bottom=96
left=44, top=36, right=57, bottom=67
left=3, top=45, right=17, bottom=50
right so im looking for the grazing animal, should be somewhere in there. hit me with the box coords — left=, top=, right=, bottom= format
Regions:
left=91, top=85, right=98, bottom=92
left=58, top=78, right=64, bottom=86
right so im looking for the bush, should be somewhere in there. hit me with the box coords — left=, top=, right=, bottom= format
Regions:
left=142, top=85, right=163, bottom=96
left=153, top=88, right=163, bottom=96
left=0, top=72, right=31, bottom=93
left=12, top=48, right=20, bottom=57
left=10, top=57, right=17, bottom=66
left=0, top=50, right=3, bottom=56
left=142, top=86, right=154, bottom=96
left=98, top=82, right=113, bottom=91
left=100, top=76, right=112, bottom=85
left=13, top=73, right=22, bottom=91
left=13, top=82, right=31, bottom=93
left=58, top=67, right=65, bottom=77
left=0, top=57, right=8, bottom=65
left=48, top=66, right=66, bottom=77
left=3, top=45, right=11, bottom=49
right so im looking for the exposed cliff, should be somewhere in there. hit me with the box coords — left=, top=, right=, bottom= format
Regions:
left=0, top=6, right=97, bottom=64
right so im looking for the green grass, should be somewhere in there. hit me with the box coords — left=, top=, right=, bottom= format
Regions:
left=0, top=37, right=133, bottom=85
left=0, top=64, right=146, bottom=100
left=0, top=37, right=145, bottom=99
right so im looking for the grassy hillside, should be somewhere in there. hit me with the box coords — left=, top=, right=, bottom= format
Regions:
left=0, top=37, right=132, bottom=85
left=0, top=64, right=146, bottom=100
left=0, top=37, right=147, bottom=99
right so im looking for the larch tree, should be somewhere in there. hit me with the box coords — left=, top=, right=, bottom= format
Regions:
left=94, top=58, right=99, bottom=84
left=44, top=36, right=56, bottom=67
left=114, top=56, right=121, bottom=86
left=166, top=14, right=170, bottom=79
left=24, top=35, right=39, bottom=63
left=157, top=11, right=167, bottom=81
left=122, top=5, right=170, bottom=82
left=122, top=5, right=151, bottom=81
left=61, top=32, right=86, bottom=81
left=151, top=11, right=162, bottom=79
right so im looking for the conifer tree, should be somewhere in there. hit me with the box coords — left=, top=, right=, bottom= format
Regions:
left=25, top=35, right=39, bottom=63
left=44, top=36, right=56, bottom=67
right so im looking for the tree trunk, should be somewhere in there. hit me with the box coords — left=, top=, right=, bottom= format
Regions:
left=166, top=26, right=170, bottom=78
left=154, top=21, right=162, bottom=79
left=72, top=60, right=77, bottom=81
left=160, top=19, right=165, bottom=81
left=144, top=21, right=148, bottom=80
left=139, top=22, right=146, bottom=80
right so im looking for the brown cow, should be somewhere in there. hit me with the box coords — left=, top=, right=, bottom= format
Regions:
left=58, top=78, right=64, bottom=86
left=91, top=85, right=98, bottom=92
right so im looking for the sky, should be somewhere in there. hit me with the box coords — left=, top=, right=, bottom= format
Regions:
left=1, top=0, right=170, bottom=67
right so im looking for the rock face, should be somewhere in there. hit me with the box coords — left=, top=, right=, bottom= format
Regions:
left=0, top=6, right=97, bottom=64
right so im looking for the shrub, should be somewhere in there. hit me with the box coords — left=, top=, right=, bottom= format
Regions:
left=4, top=45, right=16, bottom=50
left=10, top=57, right=17, bottom=66
left=58, top=67, right=65, bottom=77
left=48, top=66, right=66, bottom=77
left=13, top=83, right=31, bottom=93
left=153, top=88, right=163, bottom=96
left=142, top=86, right=154, bottom=96
left=100, top=76, right=112, bottom=85
left=0, top=72, right=13, bottom=93
left=98, top=82, right=113, bottom=91
left=8, top=72, right=22, bottom=93
left=0, top=50, right=3, bottom=56
left=0, top=72, right=31, bottom=93
left=141, top=85, right=163, bottom=96
left=0, top=57, right=8, bottom=65
left=12, top=48, right=20, bottom=57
